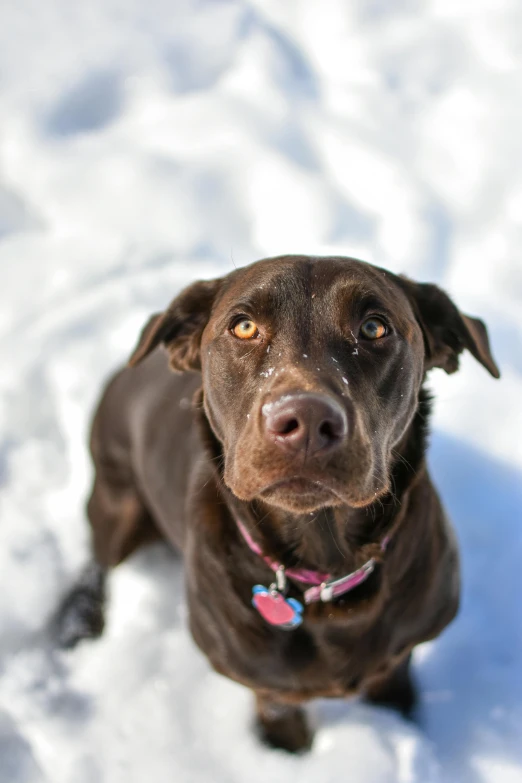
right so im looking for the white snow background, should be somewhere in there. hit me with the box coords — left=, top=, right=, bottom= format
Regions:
left=0, top=1, right=521, bottom=781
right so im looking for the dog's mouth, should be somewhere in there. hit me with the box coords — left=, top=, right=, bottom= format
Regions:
left=262, top=477, right=328, bottom=493
left=259, top=476, right=341, bottom=511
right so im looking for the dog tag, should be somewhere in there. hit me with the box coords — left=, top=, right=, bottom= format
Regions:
left=252, top=585, right=303, bottom=630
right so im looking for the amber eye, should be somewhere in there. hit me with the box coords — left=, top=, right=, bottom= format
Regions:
left=360, top=317, right=388, bottom=340
left=232, top=318, right=259, bottom=339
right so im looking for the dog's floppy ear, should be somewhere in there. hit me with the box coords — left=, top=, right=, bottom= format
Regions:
left=128, top=277, right=223, bottom=371
left=396, top=277, right=500, bottom=378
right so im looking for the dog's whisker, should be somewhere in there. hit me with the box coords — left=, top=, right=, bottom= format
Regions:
left=391, top=449, right=417, bottom=476
left=238, top=346, right=258, bottom=361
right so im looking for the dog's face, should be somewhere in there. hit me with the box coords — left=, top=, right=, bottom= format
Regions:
left=129, top=256, right=499, bottom=513
left=201, top=257, right=426, bottom=513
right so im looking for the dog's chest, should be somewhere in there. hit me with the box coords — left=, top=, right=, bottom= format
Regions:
left=188, top=576, right=391, bottom=698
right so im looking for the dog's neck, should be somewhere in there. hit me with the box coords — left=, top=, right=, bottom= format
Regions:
left=197, top=387, right=432, bottom=578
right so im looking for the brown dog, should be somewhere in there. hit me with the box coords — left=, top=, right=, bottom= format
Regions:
left=56, top=255, right=499, bottom=752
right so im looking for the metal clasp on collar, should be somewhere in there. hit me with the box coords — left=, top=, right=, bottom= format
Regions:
left=319, top=559, right=376, bottom=602
left=320, top=582, right=333, bottom=602
left=269, top=566, right=287, bottom=595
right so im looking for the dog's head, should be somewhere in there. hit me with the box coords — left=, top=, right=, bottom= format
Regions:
left=129, top=256, right=499, bottom=513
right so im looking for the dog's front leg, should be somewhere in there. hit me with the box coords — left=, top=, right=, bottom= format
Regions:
left=254, top=692, right=313, bottom=753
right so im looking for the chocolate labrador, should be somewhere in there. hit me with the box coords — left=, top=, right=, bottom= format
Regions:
left=56, top=255, right=499, bottom=752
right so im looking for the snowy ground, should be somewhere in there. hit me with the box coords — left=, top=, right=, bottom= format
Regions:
left=1, top=1, right=521, bottom=781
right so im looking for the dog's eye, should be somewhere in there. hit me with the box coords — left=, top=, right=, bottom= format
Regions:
left=232, top=318, right=259, bottom=340
left=360, top=317, right=387, bottom=340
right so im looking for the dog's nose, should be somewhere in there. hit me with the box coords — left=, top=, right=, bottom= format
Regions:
left=263, top=393, right=348, bottom=455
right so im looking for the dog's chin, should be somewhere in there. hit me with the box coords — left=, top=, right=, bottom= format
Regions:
left=259, top=478, right=342, bottom=513
left=227, top=472, right=392, bottom=513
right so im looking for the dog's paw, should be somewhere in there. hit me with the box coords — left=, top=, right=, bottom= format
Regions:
left=53, top=562, right=106, bottom=649
left=255, top=704, right=313, bottom=753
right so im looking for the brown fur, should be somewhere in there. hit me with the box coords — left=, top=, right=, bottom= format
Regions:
left=56, top=255, right=499, bottom=752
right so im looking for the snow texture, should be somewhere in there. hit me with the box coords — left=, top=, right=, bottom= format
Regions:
left=0, top=1, right=521, bottom=781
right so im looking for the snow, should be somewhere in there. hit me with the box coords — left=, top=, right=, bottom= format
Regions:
left=0, top=1, right=521, bottom=781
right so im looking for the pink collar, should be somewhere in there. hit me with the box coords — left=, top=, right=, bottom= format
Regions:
left=236, top=517, right=389, bottom=606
